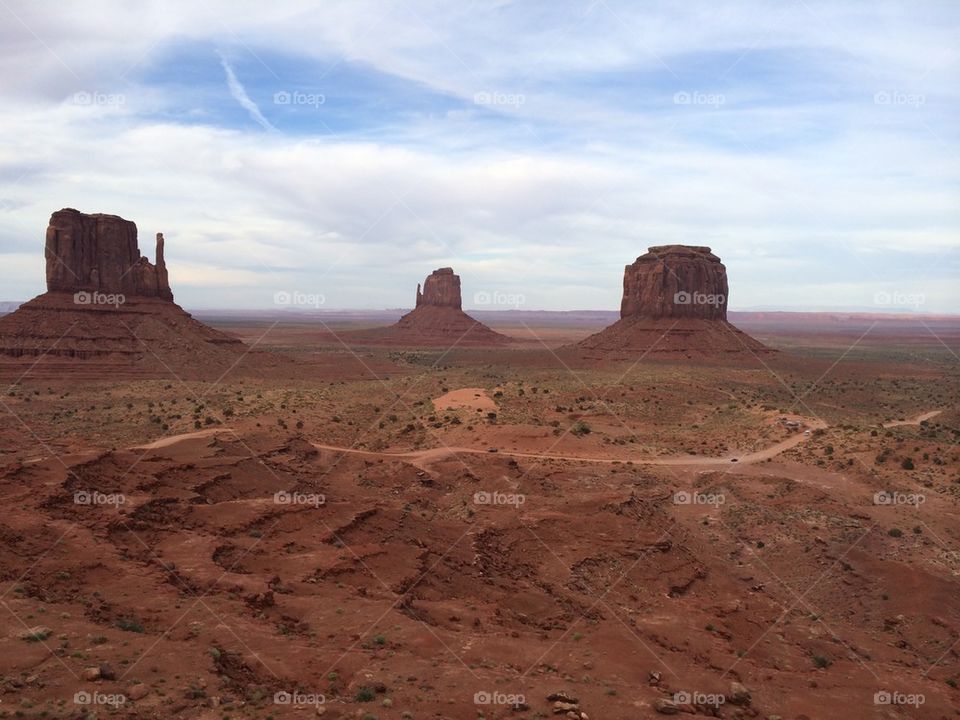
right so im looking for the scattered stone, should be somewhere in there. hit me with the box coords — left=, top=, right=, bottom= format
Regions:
left=547, top=691, right=579, bottom=703
left=18, top=626, right=52, bottom=641
left=654, top=698, right=681, bottom=714
left=128, top=683, right=149, bottom=700
left=82, top=667, right=101, bottom=681
left=728, top=681, right=751, bottom=705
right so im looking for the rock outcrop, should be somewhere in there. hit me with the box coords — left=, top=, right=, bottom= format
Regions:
left=345, top=268, right=512, bottom=346
left=620, top=245, right=727, bottom=320
left=416, top=267, right=461, bottom=309
left=45, top=208, right=173, bottom=301
left=576, top=245, right=770, bottom=357
left=0, top=209, right=257, bottom=378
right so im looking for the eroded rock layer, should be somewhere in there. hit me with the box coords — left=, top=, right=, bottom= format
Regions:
left=621, top=245, right=728, bottom=320
left=0, top=209, right=255, bottom=376
left=577, top=245, right=770, bottom=356
left=45, top=208, right=173, bottom=301
left=345, top=268, right=511, bottom=346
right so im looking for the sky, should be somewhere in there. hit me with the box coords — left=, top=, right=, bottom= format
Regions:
left=0, top=0, right=957, bottom=313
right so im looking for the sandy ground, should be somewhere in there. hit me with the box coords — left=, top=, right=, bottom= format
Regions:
left=0, top=325, right=958, bottom=719
left=432, top=387, right=499, bottom=412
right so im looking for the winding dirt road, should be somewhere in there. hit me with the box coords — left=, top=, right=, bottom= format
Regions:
left=310, top=418, right=829, bottom=469
left=882, top=410, right=942, bottom=428
left=133, top=409, right=940, bottom=472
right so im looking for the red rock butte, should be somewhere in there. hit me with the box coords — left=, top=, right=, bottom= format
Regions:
left=347, top=267, right=512, bottom=346
left=577, top=245, right=770, bottom=356
left=0, top=208, right=251, bottom=378
left=46, top=208, right=173, bottom=301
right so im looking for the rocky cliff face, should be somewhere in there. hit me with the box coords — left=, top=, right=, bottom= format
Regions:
left=416, top=267, right=462, bottom=310
left=45, top=208, right=173, bottom=301
left=620, top=245, right=728, bottom=321
left=574, top=245, right=770, bottom=356
left=0, top=209, right=252, bottom=372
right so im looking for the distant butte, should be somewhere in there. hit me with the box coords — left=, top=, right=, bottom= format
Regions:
left=347, top=267, right=512, bottom=347
left=576, top=245, right=770, bottom=356
left=415, top=267, right=462, bottom=310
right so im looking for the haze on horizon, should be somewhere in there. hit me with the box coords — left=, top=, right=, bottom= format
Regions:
left=0, top=1, right=957, bottom=314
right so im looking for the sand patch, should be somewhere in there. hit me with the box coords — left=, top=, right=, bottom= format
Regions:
left=133, top=428, right=233, bottom=450
left=432, top=387, right=498, bottom=412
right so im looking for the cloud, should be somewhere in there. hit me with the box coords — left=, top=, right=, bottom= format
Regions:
left=0, top=1, right=957, bottom=312
left=217, top=52, right=276, bottom=133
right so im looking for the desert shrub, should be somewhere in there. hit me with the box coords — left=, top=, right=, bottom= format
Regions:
left=570, top=421, right=592, bottom=437
left=355, top=687, right=376, bottom=702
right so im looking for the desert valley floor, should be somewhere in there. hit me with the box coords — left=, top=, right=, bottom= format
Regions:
left=0, top=315, right=958, bottom=720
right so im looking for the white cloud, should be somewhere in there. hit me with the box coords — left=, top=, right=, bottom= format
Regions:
left=217, top=53, right=276, bottom=133
left=0, top=1, right=957, bottom=312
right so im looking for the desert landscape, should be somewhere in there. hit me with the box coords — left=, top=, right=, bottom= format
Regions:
left=2, top=3, right=958, bottom=719
left=0, top=208, right=957, bottom=720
